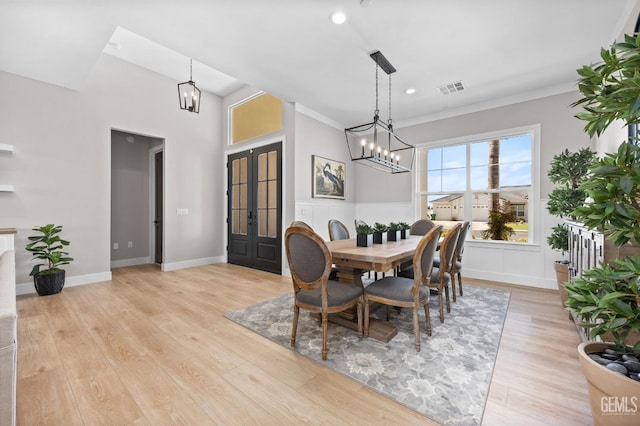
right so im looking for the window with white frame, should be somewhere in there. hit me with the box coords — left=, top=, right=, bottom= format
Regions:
left=417, top=128, right=535, bottom=243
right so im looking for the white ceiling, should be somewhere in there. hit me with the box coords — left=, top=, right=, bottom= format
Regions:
left=0, top=1, right=638, bottom=128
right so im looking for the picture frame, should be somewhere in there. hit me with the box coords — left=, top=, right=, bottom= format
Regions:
left=312, top=155, right=345, bottom=199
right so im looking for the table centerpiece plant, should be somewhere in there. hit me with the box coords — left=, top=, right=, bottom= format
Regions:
left=372, top=222, right=388, bottom=244
left=398, top=222, right=410, bottom=239
left=355, top=223, right=372, bottom=247
left=387, top=222, right=401, bottom=241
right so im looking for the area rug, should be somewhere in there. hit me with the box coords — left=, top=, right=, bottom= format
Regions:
left=225, top=285, right=510, bottom=425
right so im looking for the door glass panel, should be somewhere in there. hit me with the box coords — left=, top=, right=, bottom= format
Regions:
left=268, top=209, right=277, bottom=237
left=258, top=153, right=267, bottom=181
left=258, top=181, right=267, bottom=209
left=259, top=210, right=268, bottom=236
left=240, top=158, right=247, bottom=183
left=268, top=151, right=277, bottom=179
left=268, top=180, right=277, bottom=208
left=239, top=184, right=247, bottom=209
left=232, top=159, right=239, bottom=184
left=231, top=158, right=248, bottom=236
left=232, top=210, right=239, bottom=234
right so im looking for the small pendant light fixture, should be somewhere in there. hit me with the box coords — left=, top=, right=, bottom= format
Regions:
left=177, top=58, right=201, bottom=113
left=345, top=51, right=415, bottom=173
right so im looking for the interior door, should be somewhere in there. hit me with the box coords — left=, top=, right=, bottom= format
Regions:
left=154, top=150, right=163, bottom=264
left=227, top=142, right=282, bottom=274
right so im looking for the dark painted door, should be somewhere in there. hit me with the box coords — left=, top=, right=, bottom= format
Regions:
left=227, top=142, right=282, bottom=274
left=154, top=150, right=163, bottom=264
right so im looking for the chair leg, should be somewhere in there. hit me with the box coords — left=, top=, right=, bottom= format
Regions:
left=458, top=271, right=463, bottom=296
left=451, top=272, right=457, bottom=303
left=291, top=305, right=299, bottom=347
left=321, top=313, right=328, bottom=360
left=423, top=303, right=432, bottom=336
left=364, top=299, right=370, bottom=338
left=445, top=282, right=451, bottom=313
left=437, top=286, right=445, bottom=323
left=357, top=299, right=363, bottom=340
left=413, top=306, right=421, bottom=352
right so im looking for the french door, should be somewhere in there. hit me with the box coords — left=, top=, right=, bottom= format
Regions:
left=227, top=142, right=282, bottom=274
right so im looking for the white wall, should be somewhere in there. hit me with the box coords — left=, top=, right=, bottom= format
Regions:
left=0, top=54, right=223, bottom=292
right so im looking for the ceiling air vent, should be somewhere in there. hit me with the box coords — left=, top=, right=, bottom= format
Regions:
left=438, top=81, right=464, bottom=95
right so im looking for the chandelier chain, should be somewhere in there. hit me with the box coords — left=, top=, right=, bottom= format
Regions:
left=388, top=74, right=392, bottom=126
left=190, top=59, right=193, bottom=81
left=375, top=63, right=379, bottom=117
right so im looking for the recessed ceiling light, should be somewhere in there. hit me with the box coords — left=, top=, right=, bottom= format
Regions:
left=405, top=88, right=416, bottom=95
left=330, top=11, right=347, bottom=24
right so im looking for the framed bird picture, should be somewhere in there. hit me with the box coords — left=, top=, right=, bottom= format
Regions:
left=312, top=155, right=345, bottom=199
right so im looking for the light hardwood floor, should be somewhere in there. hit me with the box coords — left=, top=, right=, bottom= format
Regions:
left=15, top=263, right=592, bottom=425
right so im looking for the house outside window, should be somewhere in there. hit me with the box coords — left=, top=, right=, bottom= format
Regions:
left=417, top=126, right=536, bottom=243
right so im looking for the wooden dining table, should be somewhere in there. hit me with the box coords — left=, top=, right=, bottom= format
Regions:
left=325, top=235, right=424, bottom=342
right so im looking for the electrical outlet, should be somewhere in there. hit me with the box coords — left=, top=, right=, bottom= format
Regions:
left=128, top=241, right=133, bottom=248
left=113, top=243, right=119, bottom=250
left=177, top=208, right=189, bottom=216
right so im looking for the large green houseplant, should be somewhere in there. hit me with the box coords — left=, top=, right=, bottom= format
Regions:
left=567, top=32, right=640, bottom=424
left=546, top=148, right=595, bottom=306
left=25, top=224, right=73, bottom=296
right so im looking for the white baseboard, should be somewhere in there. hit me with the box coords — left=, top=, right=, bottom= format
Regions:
left=110, top=257, right=150, bottom=269
left=465, top=269, right=557, bottom=290
left=16, top=271, right=113, bottom=296
left=162, top=256, right=223, bottom=272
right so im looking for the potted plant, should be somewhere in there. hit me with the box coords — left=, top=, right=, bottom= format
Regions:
left=546, top=148, right=595, bottom=306
left=398, top=222, right=410, bottom=239
left=387, top=222, right=401, bottom=241
left=567, top=32, right=640, bottom=424
left=355, top=223, right=372, bottom=247
left=372, top=222, right=387, bottom=244
left=25, top=224, right=73, bottom=296
left=564, top=258, right=640, bottom=425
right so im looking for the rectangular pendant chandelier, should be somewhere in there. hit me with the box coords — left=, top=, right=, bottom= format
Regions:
left=344, top=51, right=415, bottom=174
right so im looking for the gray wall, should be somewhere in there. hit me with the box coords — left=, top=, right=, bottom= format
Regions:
left=0, top=54, right=223, bottom=288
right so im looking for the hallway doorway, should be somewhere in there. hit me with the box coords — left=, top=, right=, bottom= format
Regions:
left=110, top=129, right=164, bottom=268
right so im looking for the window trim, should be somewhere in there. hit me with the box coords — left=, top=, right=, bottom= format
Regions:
left=414, top=124, right=541, bottom=245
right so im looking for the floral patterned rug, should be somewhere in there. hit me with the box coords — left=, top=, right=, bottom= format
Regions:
left=225, top=284, right=510, bottom=425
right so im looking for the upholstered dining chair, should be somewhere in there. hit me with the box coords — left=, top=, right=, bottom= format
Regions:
left=354, top=219, right=367, bottom=230
left=399, top=222, right=462, bottom=323
left=364, top=225, right=443, bottom=352
left=328, top=219, right=350, bottom=241
left=328, top=219, right=350, bottom=280
left=396, top=218, right=437, bottom=274
left=434, top=221, right=470, bottom=301
left=285, top=225, right=363, bottom=360
left=410, top=218, right=436, bottom=236
left=290, top=220, right=312, bottom=230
